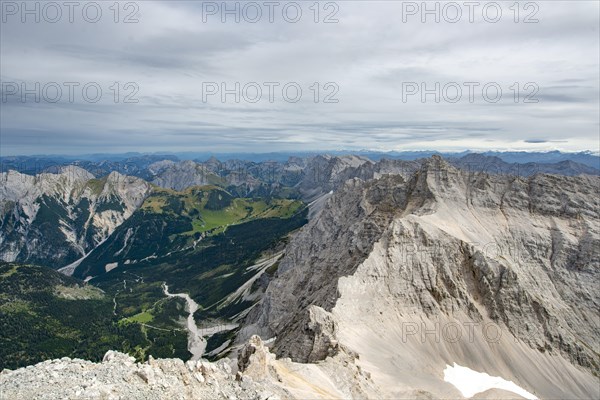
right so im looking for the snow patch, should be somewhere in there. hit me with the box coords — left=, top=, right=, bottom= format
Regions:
left=443, top=363, right=538, bottom=399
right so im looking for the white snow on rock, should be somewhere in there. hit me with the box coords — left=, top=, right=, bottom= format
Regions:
left=444, top=363, right=538, bottom=399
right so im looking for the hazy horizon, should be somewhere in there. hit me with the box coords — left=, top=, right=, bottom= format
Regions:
left=1, top=148, right=599, bottom=159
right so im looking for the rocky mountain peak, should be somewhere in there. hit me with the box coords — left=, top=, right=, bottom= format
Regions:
left=242, top=165, right=600, bottom=399
left=56, top=165, right=95, bottom=182
left=0, top=169, right=151, bottom=268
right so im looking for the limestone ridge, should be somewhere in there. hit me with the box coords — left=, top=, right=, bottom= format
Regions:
left=243, top=159, right=438, bottom=361
left=244, top=156, right=599, bottom=382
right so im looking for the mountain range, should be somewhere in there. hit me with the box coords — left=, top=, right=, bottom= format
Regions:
left=3, top=152, right=597, bottom=271
left=0, top=152, right=598, bottom=399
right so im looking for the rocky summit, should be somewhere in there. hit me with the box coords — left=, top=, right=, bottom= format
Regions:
left=0, top=336, right=379, bottom=400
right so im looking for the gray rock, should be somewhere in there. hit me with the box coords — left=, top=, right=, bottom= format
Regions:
left=243, top=156, right=599, bottom=398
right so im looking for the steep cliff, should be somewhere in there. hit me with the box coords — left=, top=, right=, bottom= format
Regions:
left=243, top=156, right=600, bottom=398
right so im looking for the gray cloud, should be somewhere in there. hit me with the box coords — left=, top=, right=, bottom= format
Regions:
left=0, top=0, right=598, bottom=155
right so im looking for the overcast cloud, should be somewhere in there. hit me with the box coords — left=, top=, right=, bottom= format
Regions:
left=0, top=0, right=598, bottom=155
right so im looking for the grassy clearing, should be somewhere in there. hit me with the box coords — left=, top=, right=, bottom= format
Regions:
left=140, top=195, right=169, bottom=214
left=54, top=285, right=104, bottom=300
left=255, top=200, right=303, bottom=219
left=122, top=311, right=154, bottom=324
left=185, top=197, right=304, bottom=236
left=193, top=199, right=249, bottom=233
left=139, top=186, right=304, bottom=238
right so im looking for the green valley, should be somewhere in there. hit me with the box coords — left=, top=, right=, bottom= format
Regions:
left=0, top=263, right=189, bottom=370
left=0, top=183, right=308, bottom=368
left=68, top=185, right=307, bottom=361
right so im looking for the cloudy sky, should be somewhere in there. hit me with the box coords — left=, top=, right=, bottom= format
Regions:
left=1, top=0, right=598, bottom=155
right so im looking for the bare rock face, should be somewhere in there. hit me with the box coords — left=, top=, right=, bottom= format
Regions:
left=0, top=167, right=151, bottom=270
left=102, top=350, right=136, bottom=364
left=244, top=165, right=435, bottom=360
left=150, top=160, right=218, bottom=191
left=244, top=156, right=600, bottom=399
left=297, top=155, right=373, bottom=201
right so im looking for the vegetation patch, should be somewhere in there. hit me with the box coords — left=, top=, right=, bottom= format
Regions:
left=86, top=177, right=106, bottom=196
left=9, top=187, right=308, bottom=369
left=54, top=285, right=104, bottom=300
left=124, top=311, right=154, bottom=324
left=0, top=263, right=20, bottom=278
left=0, top=262, right=190, bottom=370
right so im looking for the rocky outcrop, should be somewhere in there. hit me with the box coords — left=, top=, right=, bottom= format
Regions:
left=0, top=350, right=250, bottom=400
left=237, top=335, right=273, bottom=381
